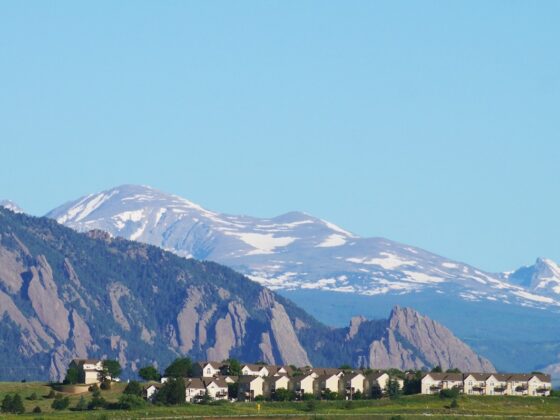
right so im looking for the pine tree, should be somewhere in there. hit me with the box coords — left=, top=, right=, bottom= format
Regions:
left=1, top=395, right=13, bottom=413
left=11, top=394, right=24, bottom=414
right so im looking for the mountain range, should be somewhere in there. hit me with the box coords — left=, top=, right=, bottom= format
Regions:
left=30, top=185, right=560, bottom=379
left=0, top=207, right=492, bottom=381
left=45, top=185, right=560, bottom=308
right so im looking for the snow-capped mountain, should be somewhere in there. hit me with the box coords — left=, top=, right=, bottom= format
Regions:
left=0, top=200, right=23, bottom=214
left=46, top=185, right=560, bottom=310
left=507, top=258, right=560, bottom=298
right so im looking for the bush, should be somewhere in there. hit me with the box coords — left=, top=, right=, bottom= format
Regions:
left=1, top=395, right=13, bottom=413
left=100, top=380, right=111, bottom=390
left=32, top=405, right=42, bottom=413
left=64, top=365, right=81, bottom=384
left=254, top=395, right=265, bottom=402
left=440, top=388, right=460, bottom=399
left=153, top=378, right=186, bottom=405
left=123, top=380, right=143, bottom=396
left=371, top=385, right=383, bottom=399
left=76, top=396, right=89, bottom=411
left=51, top=395, right=70, bottom=410
left=138, top=365, right=160, bottom=382
left=302, top=392, right=316, bottom=401
left=46, top=389, right=56, bottom=398
left=450, top=398, right=459, bottom=409
left=88, top=383, right=99, bottom=393
left=323, top=390, right=338, bottom=400
left=386, top=378, right=402, bottom=399
left=304, top=399, right=317, bottom=412
left=27, top=392, right=38, bottom=401
left=273, top=388, right=295, bottom=401
left=164, top=357, right=193, bottom=378
left=87, top=391, right=106, bottom=410
left=102, top=359, right=122, bottom=380
left=116, top=394, right=146, bottom=410
left=1, top=394, right=25, bottom=414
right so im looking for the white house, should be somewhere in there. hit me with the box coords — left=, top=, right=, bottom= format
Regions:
left=143, top=384, right=161, bottom=401
left=319, top=373, right=341, bottom=394
left=294, top=374, right=316, bottom=397
left=194, top=361, right=223, bottom=378
left=238, top=375, right=265, bottom=400
left=185, top=378, right=206, bottom=402
left=367, top=372, right=390, bottom=393
left=241, top=364, right=269, bottom=377
left=68, top=359, right=104, bottom=384
left=343, top=373, right=366, bottom=397
left=464, top=373, right=490, bottom=395
left=203, top=378, right=228, bottom=400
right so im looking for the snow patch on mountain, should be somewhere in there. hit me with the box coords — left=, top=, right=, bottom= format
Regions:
left=0, top=200, right=24, bottom=214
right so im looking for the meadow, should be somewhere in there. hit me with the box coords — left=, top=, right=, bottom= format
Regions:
left=0, top=382, right=558, bottom=419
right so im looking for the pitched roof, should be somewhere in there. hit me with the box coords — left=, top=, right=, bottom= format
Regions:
left=184, top=378, right=205, bottom=389
left=238, top=375, right=263, bottom=384
left=197, top=361, right=223, bottom=369
left=72, top=358, right=101, bottom=365
left=203, top=377, right=228, bottom=388
left=465, top=373, right=491, bottom=381
left=242, top=363, right=268, bottom=372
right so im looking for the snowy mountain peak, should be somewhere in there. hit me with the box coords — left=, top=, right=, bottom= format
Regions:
left=507, top=257, right=560, bottom=296
left=0, top=200, right=24, bottom=214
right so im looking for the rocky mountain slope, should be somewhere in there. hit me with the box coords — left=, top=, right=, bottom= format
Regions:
left=0, top=207, right=492, bottom=381
left=46, top=185, right=559, bottom=309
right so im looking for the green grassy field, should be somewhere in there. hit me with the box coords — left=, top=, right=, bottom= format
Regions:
left=0, top=382, right=558, bottom=419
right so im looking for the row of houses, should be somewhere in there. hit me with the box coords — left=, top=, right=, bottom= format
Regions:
left=421, top=372, right=552, bottom=396
left=153, top=361, right=402, bottom=402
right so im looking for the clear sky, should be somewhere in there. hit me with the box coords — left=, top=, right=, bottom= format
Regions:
left=1, top=1, right=559, bottom=272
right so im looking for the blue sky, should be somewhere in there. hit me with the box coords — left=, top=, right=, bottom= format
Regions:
left=1, top=1, right=559, bottom=272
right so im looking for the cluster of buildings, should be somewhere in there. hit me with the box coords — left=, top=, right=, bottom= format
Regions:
left=421, top=372, right=552, bottom=397
left=69, top=359, right=553, bottom=402
left=149, top=361, right=400, bottom=402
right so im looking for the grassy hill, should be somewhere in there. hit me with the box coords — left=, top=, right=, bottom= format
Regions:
left=0, top=382, right=559, bottom=419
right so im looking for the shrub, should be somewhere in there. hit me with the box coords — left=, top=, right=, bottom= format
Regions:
left=32, top=405, right=42, bottom=413
left=51, top=395, right=70, bottom=410
left=116, top=394, right=146, bottom=410
left=371, top=385, right=383, bottom=399
left=440, top=388, right=460, bottom=399
left=138, top=365, right=160, bottom=381
left=386, top=378, right=402, bottom=399
left=450, top=398, right=459, bottom=409
left=64, top=365, right=81, bottom=384
left=123, top=380, right=143, bottom=396
left=87, top=392, right=106, bottom=410
left=73, top=396, right=88, bottom=411
left=102, top=359, right=122, bottom=380
left=273, top=388, right=295, bottom=401
left=304, top=399, right=317, bottom=412
left=100, top=380, right=111, bottom=390
left=1, top=395, right=13, bottom=413
left=153, top=378, right=186, bottom=405
left=11, top=394, right=24, bottom=414
left=163, top=357, right=193, bottom=378
left=302, top=392, right=316, bottom=401
left=88, top=383, right=99, bottom=393
left=254, top=395, right=265, bottom=402
left=27, top=392, right=38, bottom=401
left=2, top=394, right=25, bottom=414
left=46, top=389, right=56, bottom=398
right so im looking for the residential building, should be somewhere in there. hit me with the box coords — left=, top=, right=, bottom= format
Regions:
left=238, top=375, right=265, bottom=401
left=68, top=359, right=104, bottom=384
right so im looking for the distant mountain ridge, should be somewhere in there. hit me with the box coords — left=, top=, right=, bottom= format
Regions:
left=46, top=185, right=560, bottom=308
left=0, top=207, right=493, bottom=381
